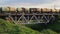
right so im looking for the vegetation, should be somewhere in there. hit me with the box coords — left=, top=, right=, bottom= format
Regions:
left=25, top=15, right=60, bottom=34
left=0, top=15, right=60, bottom=34
left=0, top=19, right=41, bottom=34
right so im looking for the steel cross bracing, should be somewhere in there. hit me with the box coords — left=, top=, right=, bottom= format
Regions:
left=4, top=13, right=56, bottom=24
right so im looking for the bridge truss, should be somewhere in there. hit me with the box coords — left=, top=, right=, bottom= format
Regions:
left=0, top=12, right=58, bottom=24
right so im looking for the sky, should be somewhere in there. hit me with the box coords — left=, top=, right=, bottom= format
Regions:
left=0, top=0, right=60, bottom=8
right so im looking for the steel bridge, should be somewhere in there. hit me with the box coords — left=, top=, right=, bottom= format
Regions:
left=0, top=12, right=59, bottom=24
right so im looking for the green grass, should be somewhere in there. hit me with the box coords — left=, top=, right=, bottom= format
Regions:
left=0, top=19, right=41, bottom=34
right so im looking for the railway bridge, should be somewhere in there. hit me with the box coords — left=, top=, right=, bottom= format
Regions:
left=0, top=7, right=60, bottom=24
left=0, top=12, right=59, bottom=24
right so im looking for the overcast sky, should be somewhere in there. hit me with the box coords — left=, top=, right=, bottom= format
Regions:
left=0, top=0, right=60, bottom=8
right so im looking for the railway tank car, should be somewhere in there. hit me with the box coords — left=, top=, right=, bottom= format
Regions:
left=17, top=8, right=23, bottom=13
left=51, top=9, right=60, bottom=13
left=56, top=9, right=60, bottom=13
left=24, top=8, right=29, bottom=13
left=17, top=7, right=29, bottom=13
left=29, top=8, right=41, bottom=13
left=2, top=7, right=16, bottom=13
left=2, top=7, right=9, bottom=13
left=8, top=7, right=16, bottom=13
left=41, top=8, right=52, bottom=13
left=29, top=8, right=37, bottom=13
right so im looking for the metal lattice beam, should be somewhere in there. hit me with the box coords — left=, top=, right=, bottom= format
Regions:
left=6, top=13, right=56, bottom=24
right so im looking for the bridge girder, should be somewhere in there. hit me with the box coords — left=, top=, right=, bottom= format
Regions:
left=4, top=13, right=56, bottom=24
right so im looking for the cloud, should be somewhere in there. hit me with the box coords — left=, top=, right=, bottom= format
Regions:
left=51, top=0, right=60, bottom=8
left=0, top=0, right=60, bottom=9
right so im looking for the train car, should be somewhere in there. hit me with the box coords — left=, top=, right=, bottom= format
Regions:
left=29, top=8, right=38, bottom=13
left=24, top=8, right=29, bottom=13
left=51, top=8, right=60, bottom=13
left=51, top=9, right=56, bottom=13
left=41, top=8, right=52, bottom=13
left=8, top=7, right=16, bottom=12
left=46, top=9, right=52, bottom=13
left=17, top=7, right=26, bottom=13
left=2, top=7, right=9, bottom=13
left=37, top=8, right=44, bottom=13
left=41, top=8, right=47, bottom=13
left=2, top=7, right=9, bottom=12
left=17, top=8, right=22, bottom=13
left=35, top=8, right=41, bottom=13
left=55, top=9, right=60, bottom=13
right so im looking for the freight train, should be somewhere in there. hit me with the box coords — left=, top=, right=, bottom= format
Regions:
left=0, top=7, right=58, bottom=24
left=0, top=7, right=60, bottom=13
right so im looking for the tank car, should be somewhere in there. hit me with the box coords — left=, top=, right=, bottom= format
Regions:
left=41, top=8, right=48, bottom=12
left=35, top=8, right=41, bottom=13
left=29, top=8, right=38, bottom=13
left=17, top=8, right=23, bottom=13
left=41, top=8, right=47, bottom=12
left=17, top=7, right=26, bottom=13
left=46, top=8, right=52, bottom=13
left=8, top=7, right=16, bottom=13
left=55, top=9, right=60, bottom=13
left=2, top=7, right=9, bottom=13
left=51, top=9, right=56, bottom=13
left=41, top=8, right=52, bottom=13
left=50, top=8, right=60, bottom=13
left=24, top=8, right=29, bottom=13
